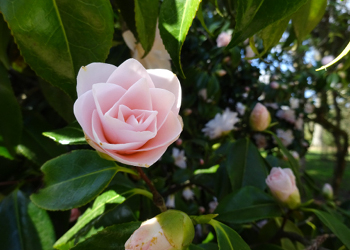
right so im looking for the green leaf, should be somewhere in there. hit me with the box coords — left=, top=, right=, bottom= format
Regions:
left=159, top=0, right=202, bottom=77
left=113, top=0, right=138, bottom=40
left=17, top=111, right=66, bottom=166
left=292, top=0, right=327, bottom=43
left=54, top=189, right=126, bottom=248
left=226, top=138, right=268, bottom=191
left=30, top=150, right=118, bottom=210
left=227, top=0, right=308, bottom=48
left=197, top=2, right=213, bottom=36
left=254, top=244, right=284, bottom=250
left=0, top=64, right=22, bottom=159
left=0, top=190, right=55, bottom=250
left=189, top=244, right=206, bottom=250
left=43, top=121, right=86, bottom=145
left=215, top=186, right=282, bottom=224
left=134, top=0, right=159, bottom=57
left=208, top=219, right=251, bottom=250
left=304, top=208, right=350, bottom=249
left=258, top=16, right=290, bottom=55
left=0, top=13, right=10, bottom=69
left=40, top=80, right=75, bottom=123
left=70, top=222, right=141, bottom=250
left=0, top=0, right=114, bottom=99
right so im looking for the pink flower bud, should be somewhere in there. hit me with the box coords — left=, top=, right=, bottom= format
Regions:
left=69, top=208, right=81, bottom=223
left=216, top=32, right=231, bottom=47
left=199, top=159, right=204, bottom=165
left=249, top=103, right=271, bottom=131
left=216, top=69, right=227, bottom=77
left=183, top=108, right=192, bottom=116
left=125, top=210, right=195, bottom=250
left=266, top=167, right=301, bottom=209
left=270, top=81, right=279, bottom=89
left=322, top=183, right=333, bottom=200
left=321, top=55, right=335, bottom=65
left=175, top=138, right=182, bottom=146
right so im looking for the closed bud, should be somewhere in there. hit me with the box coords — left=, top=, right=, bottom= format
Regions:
left=250, top=103, right=271, bottom=131
left=125, top=210, right=195, bottom=250
left=322, top=183, right=333, bottom=200
left=266, top=167, right=301, bottom=209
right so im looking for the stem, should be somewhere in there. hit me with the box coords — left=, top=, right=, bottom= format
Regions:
left=137, top=167, right=167, bottom=212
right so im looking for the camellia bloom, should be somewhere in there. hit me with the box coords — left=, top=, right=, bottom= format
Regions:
left=266, top=167, right=301, bottom=209
left=172, top=148, right=187, bottom=169
left=73, top=59, right=183, bottom=167
left=216, top=31, right=231, bottom=47
left=275, top=129, right=294, bottom=147
left=289, top=97, right=299, bottom=109
left=322, top=183, right=333, bottom=200
left=276, top=109, right=296, bottom=123
left=125, top=210, right=195, bottom=250
left=304, top=103, right=314, bottom=114
left=270, top=81, right=279, bottom=89
left=182, top=187, right=195, bottom=200
left=250, top=103, right=271, bottom=131
left=253, top=133, right=267, bottom=149
left=321, top=55, right=335, bottom=65
left=202, top=108, right=240, bottom=139
left=236, top=102, right=246, bottom=116
left=122, top=27, right=171, bottom=70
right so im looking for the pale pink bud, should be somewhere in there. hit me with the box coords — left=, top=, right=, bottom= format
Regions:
left=183, top=108, right=192, bottom=116
left=249, top=103, right=271, bottom=131
left=199, top=159, right=204, bottom=165
left=270, top=81, right=279, bottom=89
left=69, top=208, right=81, bottom=223
left=266, top=167, right=301, bottom=209
left=125, top=210, right=195, bottom=250
left=216, top=32, right=231, bottom=47
left=322, top=183, right=333, bottom=200
left=223, top=56, right=231, bottom=63
left=175, top=139, right=182, bottom=146
left=321, top=55, right=335, bottom=65
left=216, top=69, right=227, bottom=77
left=198, top=206, right=205, bottom=214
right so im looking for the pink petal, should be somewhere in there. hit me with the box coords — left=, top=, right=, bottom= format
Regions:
left=106, top=59, right=155, bottom=90
left=77, top=63, right=117, bottom=97
left=117, top=105, right=158, bottom=132
left=104, top=144, right=169, bottom=167
left=73, top=90, right=96, bottom=139
left=92, top=83, right=126, bottom=117
left=150, top=88, right=175, bottom=129
left=147, top=69, right=181, bottom=114
left=105, top=78, right=153, bottom=118
left=122, top=30, right=137, bottom=51
left=129, top=112, right=182, bottom=153
left=91, top=110, right=144, bottom=151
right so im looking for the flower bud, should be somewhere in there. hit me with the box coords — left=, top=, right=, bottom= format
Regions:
left=125, top=210, right=195, bottom=250
left=322, top=183, right=333, bottom=200
left=266, top=167, right=301, bottom=209
left=249, top=103, right=271, bottom=131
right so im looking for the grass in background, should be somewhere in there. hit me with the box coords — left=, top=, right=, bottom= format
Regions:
left=304, top=150, right=350, bottom=198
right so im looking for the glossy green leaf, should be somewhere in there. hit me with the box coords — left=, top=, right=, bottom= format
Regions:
left=304, top=209, right=350, bottom=249
left=215, top=186, right=281, bottom=224
left=31, top=150, right=118, bottom=210
left=40, top=80, right=75, bottom=123
left=208, top=219, right=251, bottom=250
left=0, top=190, right=55, bottom=250
left=43, top=121, right=86, bottom=145
left=0, top=0, right=114, bottom=99
left=159, top=0, right=202, bottom=77
left=17, top=111, right=66, bottom=166
left=135, top=0, right=159, bottom=57
left=227, top=0, right=308, bottom=48
left=226, top=138, right=268, bottom=191
left=0, top=64, right=22, bottom=159
left=54, top=189, right=126, bottom=249
left=197, top=2, right=213, bottom=36
left=113, top=0, right=138, bottom=40
left=70, top=222, right=141, bottom=250
left=189, top=244, right=206, bottom=250
left=0, top=13, right=10, bottom=69
left=258, top=16, right=290, bottom=55
left=292, top=0, right=327, bottom=43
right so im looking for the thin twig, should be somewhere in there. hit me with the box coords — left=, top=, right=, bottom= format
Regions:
left=137, top=167, right=167, bottom=212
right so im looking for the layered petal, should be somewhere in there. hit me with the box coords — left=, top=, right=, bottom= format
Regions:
left=148, top=69, right=182, bottom=114
left=106, top=59, right=155, bottom=89
left=73, top=90, right=96, bottom=139
left=149, top=88, right=175, bottom=129
left=77, top=63, right=117, bottom=97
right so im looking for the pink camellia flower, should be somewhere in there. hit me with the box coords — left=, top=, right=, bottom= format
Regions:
left=270, top=81, right=279, bottom=89
left=249, top=103, right=271, bottom=131
left=321, top=55, right=335, bottom=66
left=125, top=210, right=195, bottom=250
left=73, top=59, right=183, bottom=167
left=216, top=31, right=231, bottom=47
left=266, top=167, right=301, bottom=209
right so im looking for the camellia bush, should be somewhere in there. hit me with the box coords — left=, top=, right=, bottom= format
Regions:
left=1, top=0, right=350, bottom=249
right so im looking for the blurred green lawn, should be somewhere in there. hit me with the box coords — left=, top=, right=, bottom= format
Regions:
left=305, top=150, right=350, bottom=197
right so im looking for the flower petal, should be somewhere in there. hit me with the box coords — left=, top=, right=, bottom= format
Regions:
left=147, top=69, right=181, bottom=114
left=149, top=88, right=175, bottom=129
left=77, top=63, right=117, bottom=97
left=73, top=90, right=96, bottom=139
left=122, top=30, right=137, bottom=51
left=106, top=59, right=155, bottom=90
